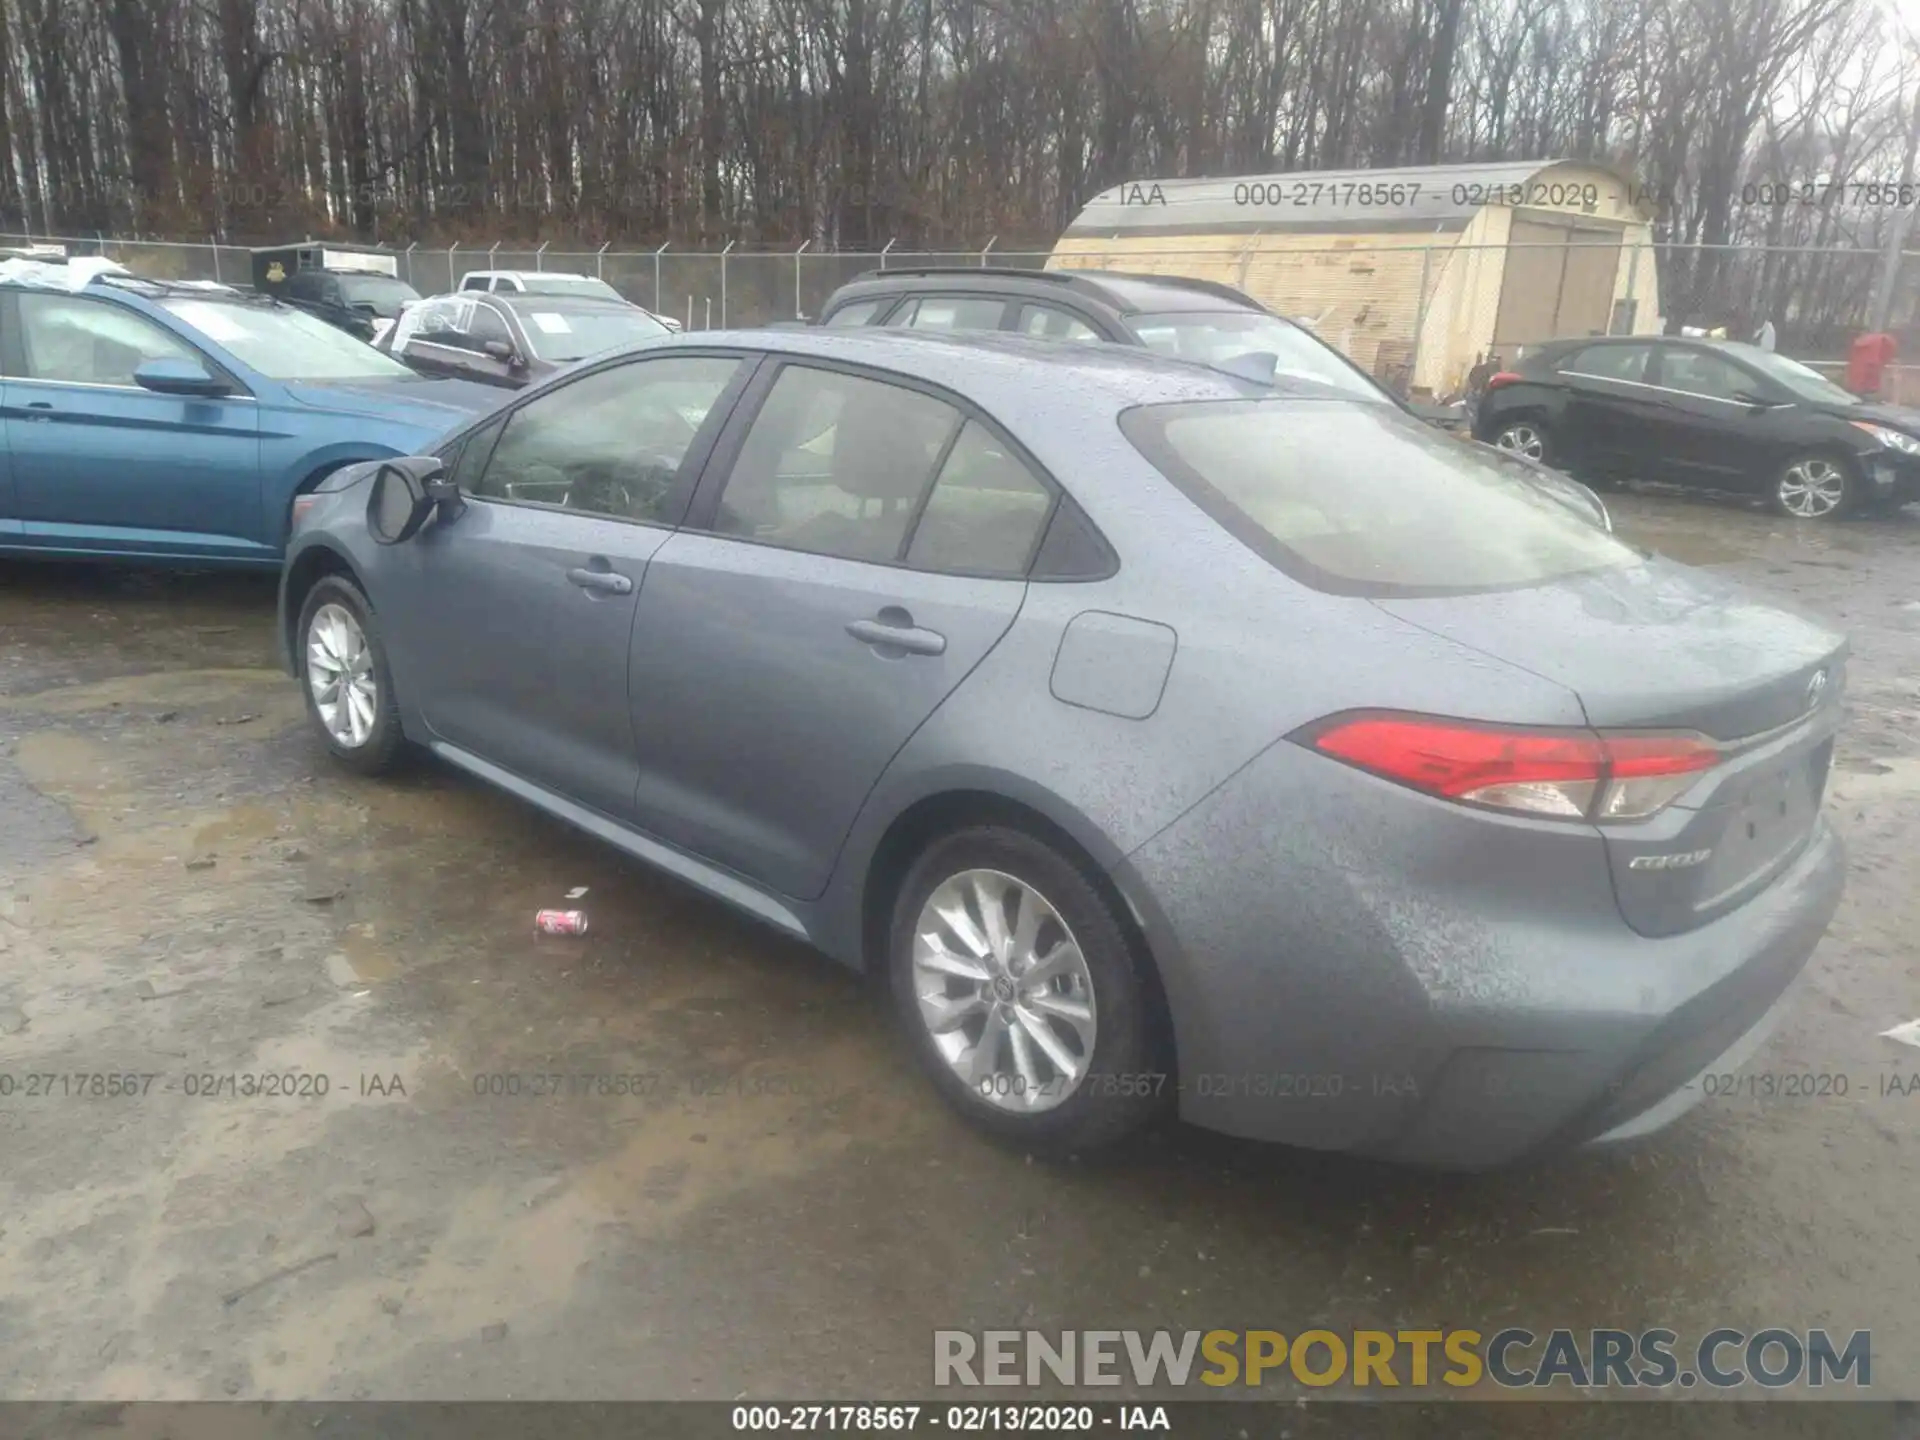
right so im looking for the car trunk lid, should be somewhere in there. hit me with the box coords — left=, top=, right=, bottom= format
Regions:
left=1378, top=559, right=1845, bottom=936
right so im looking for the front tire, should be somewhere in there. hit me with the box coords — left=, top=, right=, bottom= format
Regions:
left=888, top=826, right=1167, bottom=1153
left=1772, top=453, right=1856, bottom=521
left=1492, top=418, right=1553, bottom=465
left=297, top=575, right=406, bottom=775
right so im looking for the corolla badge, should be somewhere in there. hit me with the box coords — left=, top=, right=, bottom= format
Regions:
left=1806, top=668, right=1829, bottom=711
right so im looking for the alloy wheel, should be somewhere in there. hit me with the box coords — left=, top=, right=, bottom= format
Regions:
left=910, top=868, right=1098, bottom=1113
left=306, top=602, right=379, bottom=748
left=1777, top=459, right=1846, bottom=519
left=1495, top=423, right=1545, bottom=460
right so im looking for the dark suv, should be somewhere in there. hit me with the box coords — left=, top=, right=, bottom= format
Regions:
left=819, top=266, right=1611, bottom=529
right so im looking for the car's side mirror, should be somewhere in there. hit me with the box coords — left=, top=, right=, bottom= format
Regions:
left=133, top=356, right=229, bottom=397
left=1733, top=389, right=1780, bottom=409
left=367, top=456, right=455, bottom=544
left=482, top=340, right=525, bottom=369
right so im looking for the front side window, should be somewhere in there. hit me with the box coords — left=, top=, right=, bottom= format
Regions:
left=1655, top=348, right=1759, bottom=402
left=13, top=293, right=199, bottom=386
left=892, top=296, right=1009, bottom=332
left=709, top=365, right=961, bottom=562
left=1126, top=311, right=1389, bottom=403
left=905, top=421, right=1054, bottom=575
left=1724, top=342, right=1857, bottom=405
left=475, top=356, right=741, bottom=523
left=1122, top=398, right=1635, bottom=597
left=444, top=415, right=505, bottom=489
left=467, top=306, right=514, bottom=349
left=1560, top=343, right=1652, bottom=383
left=158, top=298, right=419, bottom=380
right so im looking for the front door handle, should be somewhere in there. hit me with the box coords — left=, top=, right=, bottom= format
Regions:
left=23, top=400, right=52, bottom=422
left=846, top=611, right=946, bottom=656
left=566, top=565, right=633, bottom=595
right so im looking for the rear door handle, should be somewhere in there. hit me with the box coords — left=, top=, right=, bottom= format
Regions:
left=23, top=400, right=52, bottom=422
left=567, top=566, right=633, bottom=595
left=846, top=614, right=946, bottom=656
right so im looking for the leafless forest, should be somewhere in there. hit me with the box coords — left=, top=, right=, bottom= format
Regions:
left=2, top=0, right=1918, bottom=285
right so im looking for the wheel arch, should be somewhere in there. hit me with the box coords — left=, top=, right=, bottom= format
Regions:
left=855, top=787, right=1178, bottom=1076
left=281, top=542, right=366, bottom=674
left=276, top=450, right=402, bottom=546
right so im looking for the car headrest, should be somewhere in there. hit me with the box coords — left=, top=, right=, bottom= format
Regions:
left=830, top=390, right=952, bottom=501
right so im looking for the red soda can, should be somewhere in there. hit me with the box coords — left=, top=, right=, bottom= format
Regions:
left=534, top=909, right=589, bottom=935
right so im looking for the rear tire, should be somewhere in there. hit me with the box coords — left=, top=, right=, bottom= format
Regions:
left=1492, top=418, right=1553, bottom=466
left=888, top=826, right=1168, bottom=1153
left=296, top=575, right=406, bottom=776
left=1771, top=453, right=1856, bottom=521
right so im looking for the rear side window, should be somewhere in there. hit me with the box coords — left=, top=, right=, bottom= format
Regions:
left=906, top=421, right=1054, bottom=575
left=1559, top=344, right=1651, bottom=382
left=1017, top=305, right=1102, bottom=343
left=892, top=297, right=1008, bottom=332
left=1121, top=399, right=1635, bottom=598
left=825, top=299, right=884, bottom=328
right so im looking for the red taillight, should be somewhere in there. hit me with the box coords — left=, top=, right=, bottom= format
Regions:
left=1484, top=371, right=1524, bottom=391
left=290, top=493, right=319, bottom=530
left=1299, top=713, right=1718, bottom=821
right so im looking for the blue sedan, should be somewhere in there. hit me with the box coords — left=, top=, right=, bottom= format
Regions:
left=0, top=264, right=499, bottom=567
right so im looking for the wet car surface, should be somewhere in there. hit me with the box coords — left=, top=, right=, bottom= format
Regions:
left=2, top=488, right=1919, bottom=1414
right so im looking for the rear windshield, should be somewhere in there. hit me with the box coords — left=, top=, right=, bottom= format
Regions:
left=1121, top=398, right=1636, bottom=597
left=1124, top=311, right=1389, bottom=403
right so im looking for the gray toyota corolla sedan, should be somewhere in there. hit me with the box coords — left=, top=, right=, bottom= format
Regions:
left=279, top=329, right=1847, bottom=1167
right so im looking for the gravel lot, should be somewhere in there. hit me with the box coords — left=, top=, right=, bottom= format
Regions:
left=2, top=487, right=1917, bottom=1425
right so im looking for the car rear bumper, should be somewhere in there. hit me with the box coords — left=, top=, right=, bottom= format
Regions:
left=1114, top=740, right=1847, bottom=1169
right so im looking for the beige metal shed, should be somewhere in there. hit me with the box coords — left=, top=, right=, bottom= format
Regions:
left=1048, top=159, right=1662, bottom=398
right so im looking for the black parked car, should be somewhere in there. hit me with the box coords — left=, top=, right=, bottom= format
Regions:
left=1474, top=335, right=1920, bottom=520
left=374, top=291, right=671, bottom=388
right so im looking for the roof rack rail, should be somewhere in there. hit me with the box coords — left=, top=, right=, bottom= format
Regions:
left=851, top=264, right=1067, bottom=282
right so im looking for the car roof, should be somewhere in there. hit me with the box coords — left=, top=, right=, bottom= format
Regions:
left=830, top=266, right=1262, bottom=316
left=0, top=264, right=265, bottom=310
left=466, top=270, right=602, bottom=282
left=629, top=326, right=1340, bottom=416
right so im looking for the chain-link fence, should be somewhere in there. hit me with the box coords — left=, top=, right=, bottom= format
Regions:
left=4, top=230, right=1911, bottom=400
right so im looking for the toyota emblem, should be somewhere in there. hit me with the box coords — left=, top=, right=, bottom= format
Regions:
left=1806, top=669, right=1829, bottom=710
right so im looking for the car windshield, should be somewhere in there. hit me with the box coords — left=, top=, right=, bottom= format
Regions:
left=158, top=297, right=421, bottom=380
left=1718, top=342, right=1861, bottom=406
left=517, top=276, right=624, bottom=301
left=1122, top=397, right=1636, bottom=597
left=336, top=274, right=420, bottom=313
left=1125, top=311, right=1391, bottom=402
left=515, top=306, right=669, bottom=362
